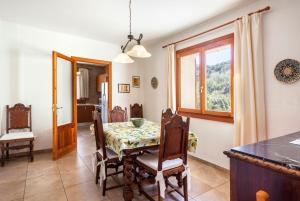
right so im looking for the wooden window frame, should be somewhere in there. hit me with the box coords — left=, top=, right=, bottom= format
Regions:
left=176, top=34, right=234, bottom=123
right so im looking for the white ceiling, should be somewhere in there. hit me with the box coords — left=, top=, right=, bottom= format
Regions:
left=0, top=0, right=254, bottom=45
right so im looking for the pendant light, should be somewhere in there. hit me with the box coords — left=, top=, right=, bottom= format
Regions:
left=114, top=0, right=151, bottom=63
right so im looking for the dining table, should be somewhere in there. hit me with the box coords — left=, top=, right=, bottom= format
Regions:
left=90, top=120, right=198, bottom=201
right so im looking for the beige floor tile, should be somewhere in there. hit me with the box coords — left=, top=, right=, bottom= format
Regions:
left=192, top=165, right=228, bottom=188
left=57, top=155, right=85, bottom=171
left=80, top=154, right=94, bottom=171
left=27, top=160, right=59, bottom=179
left=60, top=165, right=94, bottom=188
left=65, top=180, right=107, bottom=201
left=167, top=175, right=211, bottom=199
left=193, top=189, right=228, bottom=201
left=0, top=164, right=27, bottom=185
left=24, top=187, right=67, bottom=201
left=3, top=157, right=29, bottom=168
left=216, top=182, right=230, bottom=200
left=189, top=176, right=212, bottom=198
left=24, top=173, right=63, bottom=197
left=0, top=179, right=25, bottom=201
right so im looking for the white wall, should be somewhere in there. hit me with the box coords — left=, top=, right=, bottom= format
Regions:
left=0, top=20, right=143, bottom=150
left=139, top=0, right=300, bottom=169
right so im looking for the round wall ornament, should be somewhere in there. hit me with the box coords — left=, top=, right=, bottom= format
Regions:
left=274, top=59, right=300, bottom=84
left=151, top=77, right=158, bottom=89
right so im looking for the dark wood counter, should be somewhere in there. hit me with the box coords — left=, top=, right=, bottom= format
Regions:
left=224, top=132, right=300, bottom=201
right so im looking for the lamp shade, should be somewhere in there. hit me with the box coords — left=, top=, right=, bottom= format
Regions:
left=127, top=45, right=151, bottom=58
left=114, top=53, right=134, bottom=63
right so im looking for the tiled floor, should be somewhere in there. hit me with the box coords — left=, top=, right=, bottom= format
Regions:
left=0, top=126, right=230, bottom=201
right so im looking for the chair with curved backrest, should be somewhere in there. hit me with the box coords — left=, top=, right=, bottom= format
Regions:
left=0, top=103, right=34, bottom=166
left=109, top=106, right=128, bottom=122
left=136, top=114, right=190, bottom=201
left=161, top=108, right=176, bottom=122
left=93, top=110, right=123, bottom=196
left=130, top=103, right=143, bottom=118
left=145, top=108, right=176, bottom=155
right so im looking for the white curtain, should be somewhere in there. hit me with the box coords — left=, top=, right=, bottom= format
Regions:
left=78, top=68, right=89, bottom=99
left=166, top=44, right=176, bottom=110
left=234, top=13, right=267, bottom=146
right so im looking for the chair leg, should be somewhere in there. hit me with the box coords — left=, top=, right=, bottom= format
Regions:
left=29, top=140, right=34, bottom=162
left=102, top=164, right=107, bottom=196
left=157, top=182, right=162, bottom=201
left=1, top=144, right=5, bottom=167
left=176, top=172, right=183, bottom=187
left=6, top=143, right=9, bottom=159
left=102, top=179, right=107, bottom=196
left=95, top=165, right=100, bottom=184
left=183, top=176, right=188, bottom=201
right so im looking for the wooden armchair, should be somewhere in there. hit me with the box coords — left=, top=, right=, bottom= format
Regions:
left=130, top=103, right=143, bottom=118
left=109, top=106, right=128, bottom=122
left=136, top=114, right=190, bottom=201
left=93, top=110, right=124, bottom=196
left=0, top=103, right=34, bottom=166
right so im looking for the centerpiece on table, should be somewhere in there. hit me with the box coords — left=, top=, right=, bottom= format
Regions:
left=130, top=118, right=144, bottom=128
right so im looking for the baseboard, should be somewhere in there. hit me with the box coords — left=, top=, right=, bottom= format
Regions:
left=188, top=154, right=230, bottom=173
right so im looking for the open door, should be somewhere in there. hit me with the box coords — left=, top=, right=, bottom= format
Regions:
left=52, top=51, right=77, bottom=160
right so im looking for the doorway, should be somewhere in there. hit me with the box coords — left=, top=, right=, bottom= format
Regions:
left=52, top=53, right=112, bottom=160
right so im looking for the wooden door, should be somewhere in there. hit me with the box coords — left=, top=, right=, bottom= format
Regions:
left=52, top=51, right=77, bottom=160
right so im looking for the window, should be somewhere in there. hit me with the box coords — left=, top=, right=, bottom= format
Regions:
left=176, top=34, right=234, bottom=123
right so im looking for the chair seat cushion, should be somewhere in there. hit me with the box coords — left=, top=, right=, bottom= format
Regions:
left=137, top=153, right=183, bottom=171
left=0, top=132, right=34, bottom=141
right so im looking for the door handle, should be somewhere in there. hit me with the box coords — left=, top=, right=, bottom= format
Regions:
left=57, top=107, right=63, bottom=110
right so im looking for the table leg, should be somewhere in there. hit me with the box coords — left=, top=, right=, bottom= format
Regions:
left=123, top=155, right=134, bottom=201
left=1, top=144, right=5, bottom=167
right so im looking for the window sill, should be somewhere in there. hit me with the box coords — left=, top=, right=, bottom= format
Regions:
left=177, top=111, right=234, bottom=124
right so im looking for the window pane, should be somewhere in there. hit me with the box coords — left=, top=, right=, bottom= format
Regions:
left=180, top=53, right=201, bottom=109
left=205, top=45, right=231, bottom=112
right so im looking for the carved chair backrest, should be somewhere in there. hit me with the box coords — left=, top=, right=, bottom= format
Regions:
left=93, top=110, right=107, bottom=159
left=161, top=108, right=176, bottom=123
left=158, top=114, right=190, bottom=171
left=6, top=103, right=32, bottom=133
left=130, top=103, right=143, bottom=118
left=109, top=106, right=128, bottom=122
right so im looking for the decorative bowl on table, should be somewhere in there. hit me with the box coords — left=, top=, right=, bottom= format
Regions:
left=130, top=118, right=144, bottom=128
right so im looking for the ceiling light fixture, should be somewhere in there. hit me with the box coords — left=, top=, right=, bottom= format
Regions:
left=114, top=0, right=151, bottom=63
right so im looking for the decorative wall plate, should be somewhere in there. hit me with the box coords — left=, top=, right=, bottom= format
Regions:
left=274, top=59, right=300, bottom=84
left=151, top=77, right=158, bottom=89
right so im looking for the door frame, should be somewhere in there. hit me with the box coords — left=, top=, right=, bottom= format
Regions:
left=52, top=51, right=77, bottom=160
left=52, top=54, right=113, bottom=160
left=72, top=56, right=113, bottom=118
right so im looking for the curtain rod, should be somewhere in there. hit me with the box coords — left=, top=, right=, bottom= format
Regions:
left=162, top=6, right=271, bottom=48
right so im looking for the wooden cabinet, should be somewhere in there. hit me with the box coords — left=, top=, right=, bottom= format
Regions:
left=97, top=74, right=108, bottom=93
left=224, top=132, right=300, bottom=201
left=77, top=105, right=95, bottom=123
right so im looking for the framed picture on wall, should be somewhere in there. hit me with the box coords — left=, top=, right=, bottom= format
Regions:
left=132, top=76, right=140, bottom=88
left=118, top=83, right=130, bottom=93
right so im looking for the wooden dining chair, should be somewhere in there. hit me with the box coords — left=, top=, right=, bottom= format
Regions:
left=93, top=110, right=124, bottom=196
left=130, top=103, right=143, bottom=118
left=161, top=108, right=176, bottom=122
left=0, top=103, right=34, bottom=166
left=109, top=106, right=128, bottom=122
left=136, top=114, right=190, bottom=201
